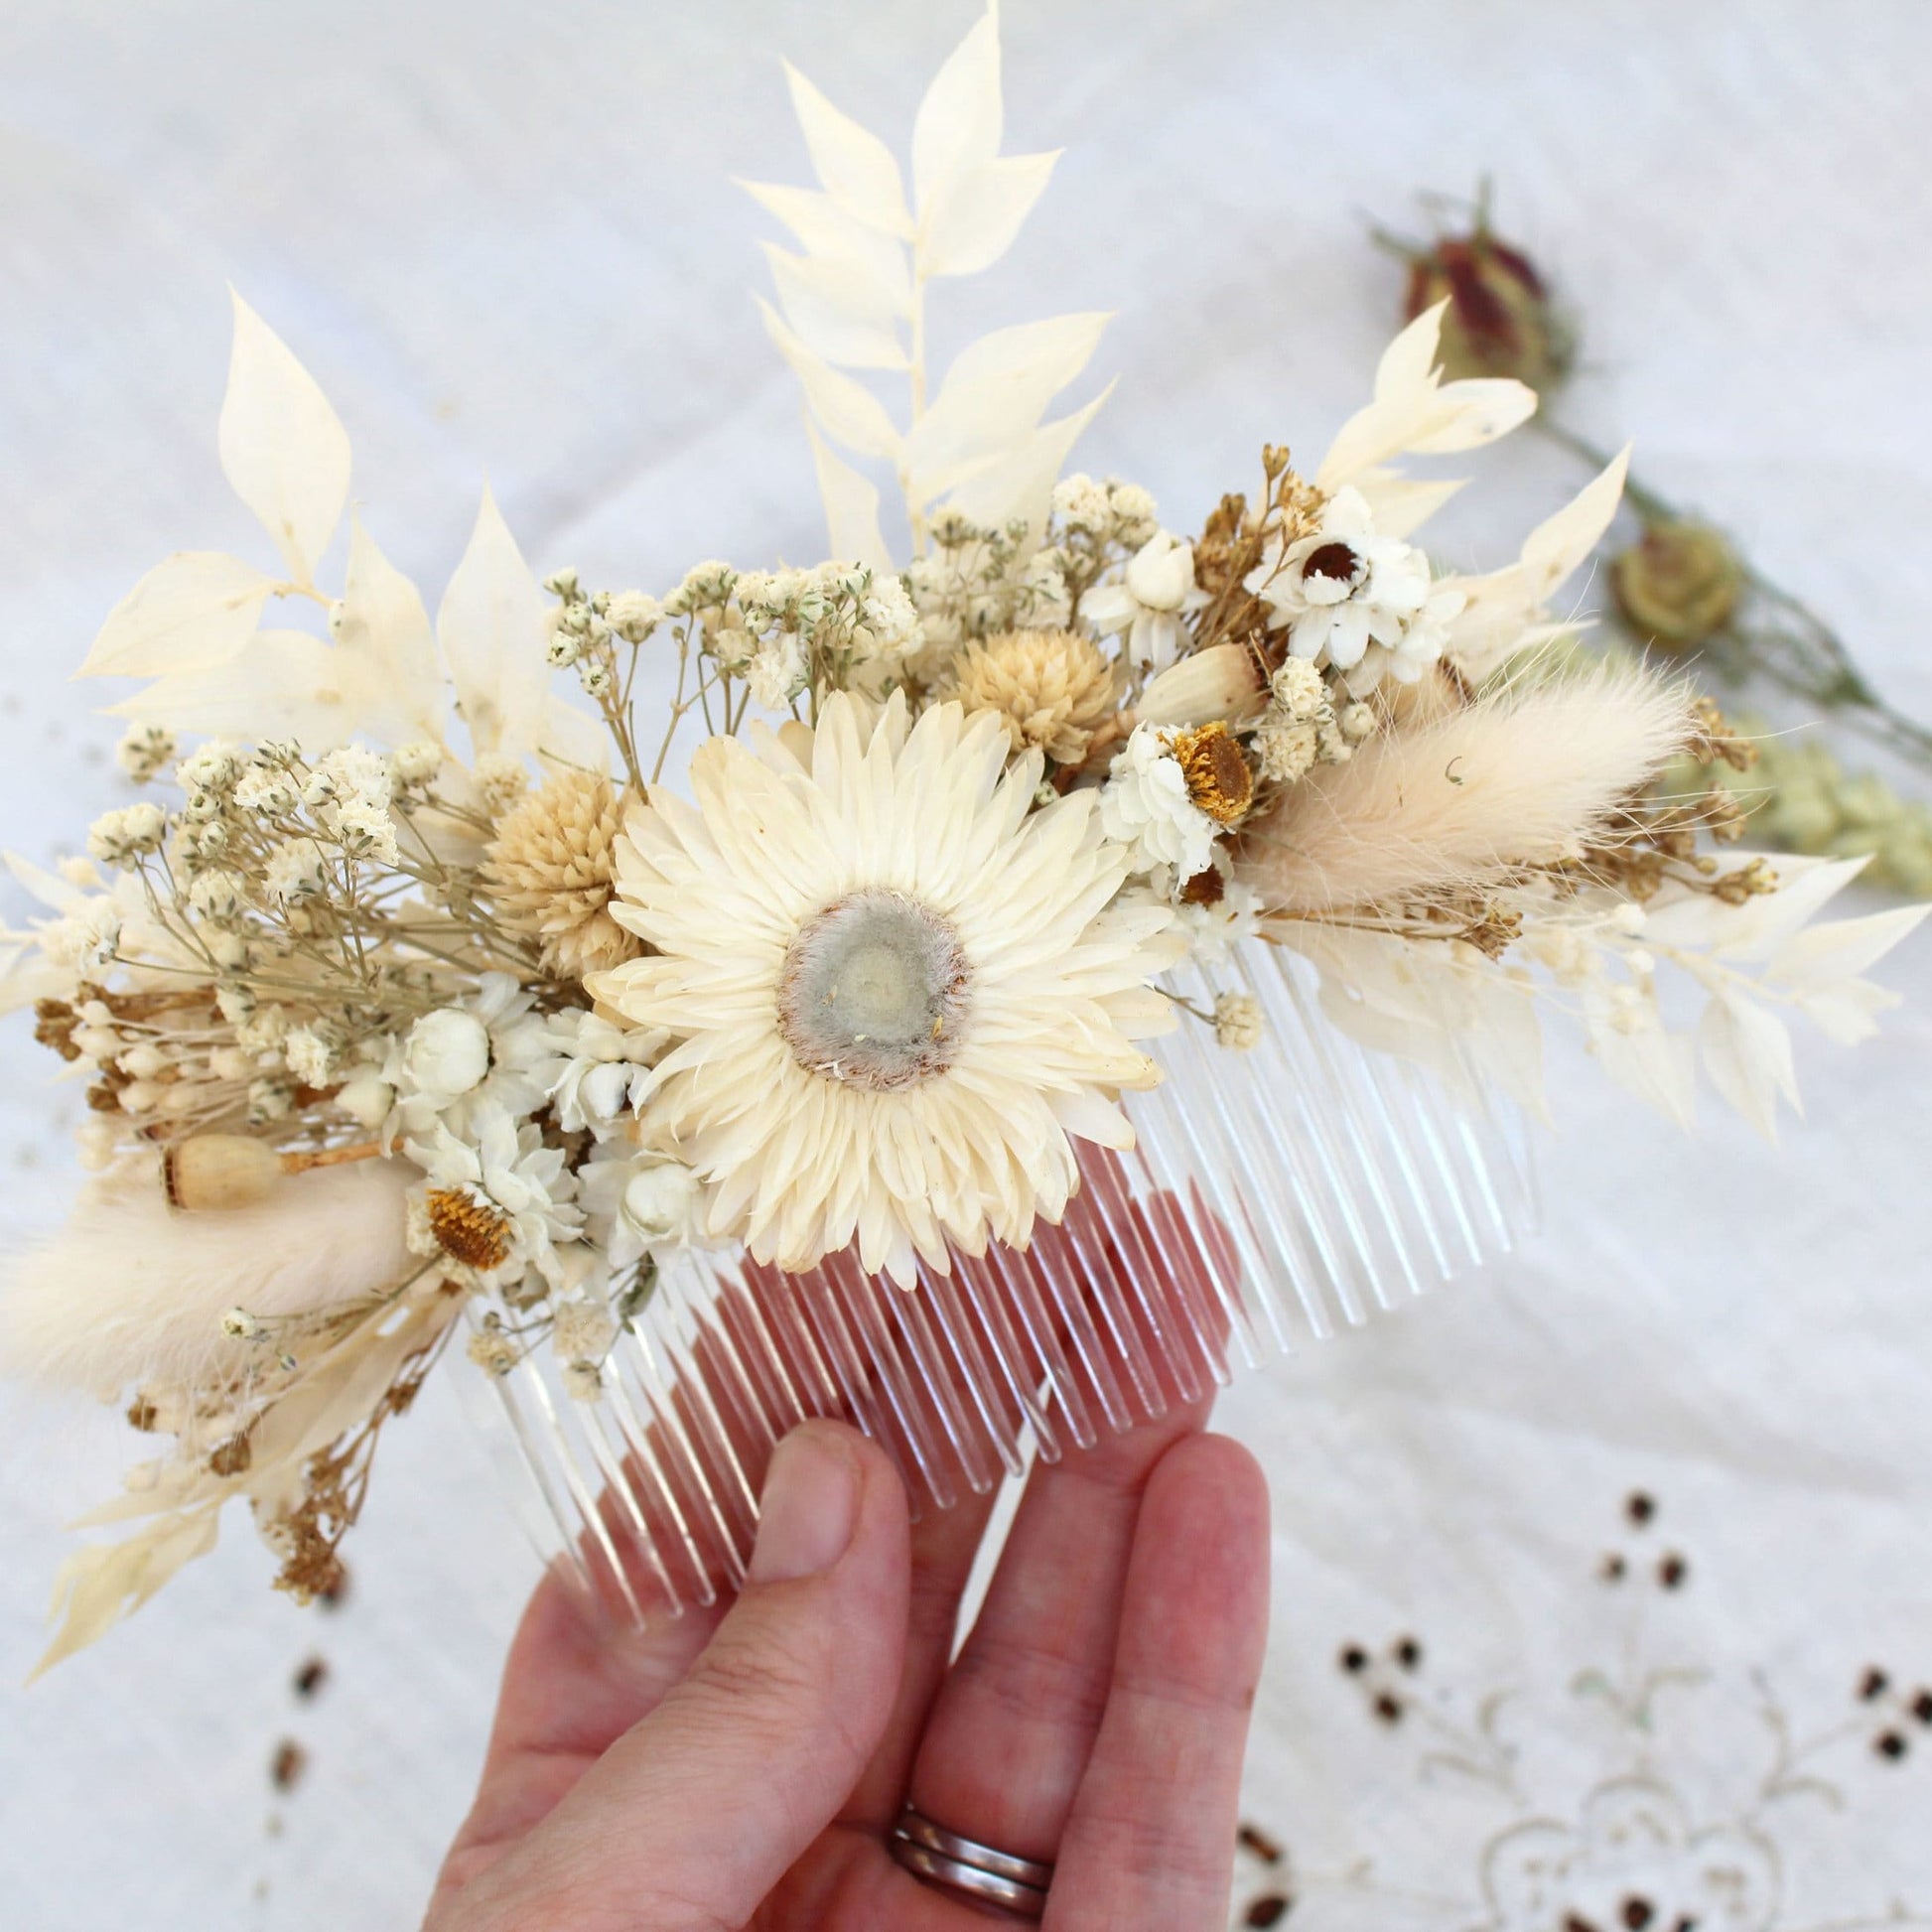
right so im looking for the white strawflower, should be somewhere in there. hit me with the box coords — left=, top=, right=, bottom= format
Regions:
left=581, top=1150, right=706, bottom=1268
left=1212, top=992, right=1264, bottom=1051
left=406, top=1103, right=582, bottom=1288
left=390, top=974, right=552, bottom=1138
left=1338, top=701, right=1376, bottom=742
left=1083, top=530, right=1207, bottom=671
left=86, top=803, right=167, bottom=868
left=1245, top=485, right=1461, bottom=696
left=403, top=1009, right=490, bottom=1102
left=43, top=899, right=121, bottom=972
left=334, top=1066, right=395, bottom=1130
left=1098, top=722, right=1219, bottom=879
left=588, top=692, right=1178, bottom=1284
left=540, top=1010, right=667, bottom=1133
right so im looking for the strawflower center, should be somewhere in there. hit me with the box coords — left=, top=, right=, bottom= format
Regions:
left=777, top=889, right=970, bottom=1091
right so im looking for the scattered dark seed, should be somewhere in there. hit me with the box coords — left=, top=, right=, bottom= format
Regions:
left=1237, top=1823, right=1284, bottom=1864
left=1622, top=1896, right=1655, bottom=1929
left=1875, top=1729, right=1909, bottom=1761
left=1658, top=1553, right=1688, bottom=1589
left=270, top=1739, right=308, bottom=1793
left=1338, top=1644, right=1369, bottom=1674
left=1372, top=1692, right=1403, bottom=1725
left=1625, top=1491, right=1656, bottom=1525
left=1394, top=1636, right=1423, bottom=1671
left=1245, top=1894, right=1293, bottom=1927
left=293, top=1656, right=329, bottom=1700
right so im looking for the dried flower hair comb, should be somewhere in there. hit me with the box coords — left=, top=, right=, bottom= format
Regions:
left=2, top=7, right=1918, bottom=1667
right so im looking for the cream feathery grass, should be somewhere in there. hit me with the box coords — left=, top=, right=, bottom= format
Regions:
left=1, top=1157, right=415, bottom=1398
left=1241, top=665, right=1694, bottom=915
left=587, top=691, right=1179, bottom=1284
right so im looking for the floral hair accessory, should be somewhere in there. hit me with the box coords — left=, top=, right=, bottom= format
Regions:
left=3, top=8, right=1921, bottom=1670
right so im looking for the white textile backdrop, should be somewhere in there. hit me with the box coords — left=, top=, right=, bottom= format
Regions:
left=2, top=3, right=1929, bottom=1928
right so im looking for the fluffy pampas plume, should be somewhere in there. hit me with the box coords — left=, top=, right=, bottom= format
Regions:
left=1, top=1157, right=415, bottom=1399
left=1241, top=666, right=1693, bottom=915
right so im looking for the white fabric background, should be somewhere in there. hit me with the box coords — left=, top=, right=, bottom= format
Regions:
left=2, top=3, right=1929, bottom=1927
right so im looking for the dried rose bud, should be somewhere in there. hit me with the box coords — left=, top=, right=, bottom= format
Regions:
left=1610, top=520, right=1744, bottom=650
left=1404, top=223, right=1568, bottom=389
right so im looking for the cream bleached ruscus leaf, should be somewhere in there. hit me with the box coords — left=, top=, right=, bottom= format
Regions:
left=217, top=291, right=352, bottom=588
left=746, top=3, right=1103, bottom=555
left=805, top=420, right=894, bottom=572
left=436, top=486, right=606, bottom=767
left=1316, top=299, right=1538, bottom=537
left=902, top=311, right=1112, bottom=505
left=760, top=242, right=908, bottom=371
left=77, top=551, right=280, bottom=680
left=1445, top=447, right=1632, bottom=679
left=780, top=59, right=913, bottom=238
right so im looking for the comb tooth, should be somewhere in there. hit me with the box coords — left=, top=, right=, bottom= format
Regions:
left=980, top=1235, right=1091, bottom=1454
left=1026, top=1215, right=1137, bottom=1435
left=916, top=1256, right=1030, bottom=1482
left=956, top=1241, right=1066, bottom=1462
left=897, top=1260, right=1004, bottom=1495
left=1055, top=1188, right=1170, bottom=1425
left=822, top=1247, right=958, bottom=1514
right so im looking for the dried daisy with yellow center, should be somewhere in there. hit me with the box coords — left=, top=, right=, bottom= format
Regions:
left=425, top=1187, right=512, bottom=1271
left=483, top=769, right=642, bottom=981
left=777, top=890, right=970, bottom=1090
left=952, top=626, right=1119, bottom=764
left=1171, top=721, right=1255, bottom=824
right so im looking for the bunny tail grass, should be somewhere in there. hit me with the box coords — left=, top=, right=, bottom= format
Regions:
left=0, top=1157, right=416, bottom=1399
left=1242, top=665, right=1694, bottom=916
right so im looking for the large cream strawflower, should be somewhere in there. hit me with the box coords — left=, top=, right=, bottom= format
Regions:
left=586, top=692, right=1179, bottom=1284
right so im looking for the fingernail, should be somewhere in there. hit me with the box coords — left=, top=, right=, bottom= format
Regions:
left=751, top=1426, right=861, bottom=1583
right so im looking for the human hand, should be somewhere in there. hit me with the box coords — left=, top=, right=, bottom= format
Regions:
left=427, top=1393, right=1269, bottom=1930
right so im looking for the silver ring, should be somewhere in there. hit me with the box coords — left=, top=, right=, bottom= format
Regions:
left=895, top=1805, right=1055, bottom=1888
left=890, top=1805, right=1054, bottom=1919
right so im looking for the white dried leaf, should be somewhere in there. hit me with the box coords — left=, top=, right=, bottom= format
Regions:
left=1355, top=476, right=1466, bottom=541
left=921, top=150, right=1059, bottom=278
left=805, top=419, right=892, bottom=569
left=437, top=485, right=550, bottom=759
left=1699, top=989, right=1798, bottom=1141
left=34, top=1508, right=219, bottom=1677
left=78, top=551, right=278, bottom=679
left=759, top=299, right=903, bottom=461
left=338, top=512, right=447, bottom=744
left=1768, top=903, right=1929, bottom=993
left=781, top=61, right=911, bottom=237
left=1583, top=982, right=1698, bottom=1130
left=218, top=291, right=352, bottom=586
left=905, top=311, right=1109, bottom=503
left=762, top=244, right=906, bottom=370
left=945, top=380, right=1114, bottom=543
left=1319, top=301, right=1536, bottom=490
left=107, top=629, right=374, bottom=749
left=739, top=180, right=911, bottom=310
left=912, top=5, right=1003, bottom=217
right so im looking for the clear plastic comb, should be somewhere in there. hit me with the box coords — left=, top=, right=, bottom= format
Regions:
left=461, top=938, right=1536, bottom=1624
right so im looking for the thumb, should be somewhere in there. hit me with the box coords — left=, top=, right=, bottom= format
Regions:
left=463, top=1421, right=911, bottom=1931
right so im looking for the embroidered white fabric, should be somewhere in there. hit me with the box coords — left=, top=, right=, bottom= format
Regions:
left=1, top=4, right=1929, bottom=1926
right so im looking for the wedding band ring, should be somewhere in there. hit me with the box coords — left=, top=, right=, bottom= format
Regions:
left=895, top=1806, right=1056, bottom=1888
left=890, top=1805, right=1054, bottom=1919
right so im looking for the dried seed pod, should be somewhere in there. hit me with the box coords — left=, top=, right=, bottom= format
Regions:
left=162, top=1134, right=384, bottom=1211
